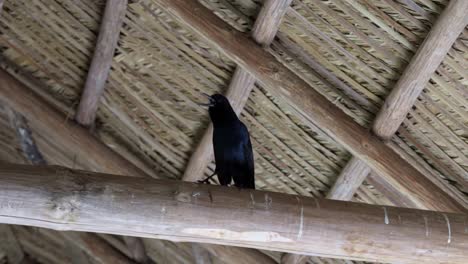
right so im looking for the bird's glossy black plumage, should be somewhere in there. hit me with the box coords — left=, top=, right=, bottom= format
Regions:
left=200, top=94, right=255, bottom=189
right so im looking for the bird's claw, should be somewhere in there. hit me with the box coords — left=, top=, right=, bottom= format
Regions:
left=198, top=179, right=211, bottom=185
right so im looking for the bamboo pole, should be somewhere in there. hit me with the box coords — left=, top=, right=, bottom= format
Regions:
left=0, top=164, right=467, bottom=264
left=182, top=0, right=292, bottom=182
left=152, top=0, right=465, bottom=213
left=75, top=0, right=128, bottom=126
left=327, top=0, right=468, bottom=201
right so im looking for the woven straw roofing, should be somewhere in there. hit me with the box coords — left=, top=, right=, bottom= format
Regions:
left=0, top=0, right=467, bottom=263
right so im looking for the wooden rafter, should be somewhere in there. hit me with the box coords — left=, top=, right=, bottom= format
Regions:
left=182, top=0, right=292, bottom=182
left=152, top=0, right=465, bottom=213
left=0, top=163, right=467, bottom=264
left=0, top=69, right=146, bottom=177
left=75, top=0, right=128, bottom=126
left=327, top=0, right=468, bottom=201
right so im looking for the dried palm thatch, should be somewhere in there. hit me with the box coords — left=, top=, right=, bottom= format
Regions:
left=0, top=0, right=466, bottom=263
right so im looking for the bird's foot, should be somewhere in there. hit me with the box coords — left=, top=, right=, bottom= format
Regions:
left=197, top=178, right=212, bottom=185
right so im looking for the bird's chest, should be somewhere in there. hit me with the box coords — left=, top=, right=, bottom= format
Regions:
left=212, top=125, right=244, bottom=158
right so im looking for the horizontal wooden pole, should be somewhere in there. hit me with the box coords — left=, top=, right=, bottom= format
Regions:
left=0, top=164, right=467, bottom=264
left=151, top=0, right=466, bottom=213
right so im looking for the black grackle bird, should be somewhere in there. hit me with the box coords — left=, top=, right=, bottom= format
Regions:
left=198, top=93, right=255, bottom=189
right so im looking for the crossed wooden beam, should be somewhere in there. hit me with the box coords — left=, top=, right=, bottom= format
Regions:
left=0, top=0, right=467, bottom=263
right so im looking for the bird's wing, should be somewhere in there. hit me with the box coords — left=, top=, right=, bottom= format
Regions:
left=212, top=127, right=234, bottom=186
left=242, top=133, right=255, bottom=189
left=235, top=122, right=255, bottom=189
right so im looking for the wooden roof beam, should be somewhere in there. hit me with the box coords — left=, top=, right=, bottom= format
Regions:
left=75, top=0, right=127, bottom=126
left=327, top=0, right=468, bottom=201
left=183, top=0, right=292, bottom=182
left=152, top=0, right=465, bottom=213
left=0, top=163, right=467, bottom=264
left=0, top=69, right=146, bottom=177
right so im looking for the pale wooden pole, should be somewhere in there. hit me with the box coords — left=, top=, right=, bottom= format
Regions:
left=153, top=0, right=465, bottom=213
left=327, top=0, right=468, bottom=201
left=75, top=0, right=128, bottom=126
left=0, top=164, right=467, bottom=264
left=182, top=0, right=292, bottom=182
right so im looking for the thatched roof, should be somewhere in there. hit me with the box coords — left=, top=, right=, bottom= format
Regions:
left=0, top=0, right=466, bottom=263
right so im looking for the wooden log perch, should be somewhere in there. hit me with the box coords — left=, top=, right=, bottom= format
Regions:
left=327, top=0, right=468, bottom=201
left=0, top=164, right=467, bottom=264
left=182, top=0, right=292, bottom=182
left=152, top=0, right=466, bottom=213
left=76, top=0, right=128, bottom=126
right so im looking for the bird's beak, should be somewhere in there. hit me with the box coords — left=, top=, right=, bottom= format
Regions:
left=197, top=93, right=215, bottom=107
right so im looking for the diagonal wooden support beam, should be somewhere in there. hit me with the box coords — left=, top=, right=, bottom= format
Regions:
left=76, top=0, right=128, bottom=126
left=327, top=0, right=468, bottom=201
left=0, top=68, right=146, bottom=177
left=183, top=0, right=292, bottom=182
left=152, top=0, right=466, bottom=213
left=0, top=163, right=467, bottom=264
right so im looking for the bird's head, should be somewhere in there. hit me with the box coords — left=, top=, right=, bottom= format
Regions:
left=199, top=93, right=238, bottom=125
left=199, top=93, right=229, bottom=108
